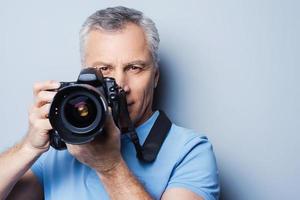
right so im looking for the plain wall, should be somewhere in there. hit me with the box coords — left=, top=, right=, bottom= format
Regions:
left=1, top=0, right=299, bottom=199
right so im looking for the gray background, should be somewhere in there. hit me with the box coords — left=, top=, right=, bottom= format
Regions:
left=1, top=0, right=299, bottom=199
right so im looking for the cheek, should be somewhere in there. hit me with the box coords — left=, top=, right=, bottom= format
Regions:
left=129, top=75, right=154, bottom=100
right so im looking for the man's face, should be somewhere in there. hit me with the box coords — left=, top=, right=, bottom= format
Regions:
left=83, top=23, right=159, bottom=126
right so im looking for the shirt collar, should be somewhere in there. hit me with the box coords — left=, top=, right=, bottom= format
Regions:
left=121, top=110, right=160, bottom=144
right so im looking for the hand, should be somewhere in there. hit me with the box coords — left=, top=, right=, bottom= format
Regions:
left=66, top=112, right=122, bottom=173
left=22, top=80, right=60, bottom=155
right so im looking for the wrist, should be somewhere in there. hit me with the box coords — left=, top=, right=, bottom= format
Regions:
left=95, top=157, right=125, bottom=177
left=19, top=140, right=48, bottom=158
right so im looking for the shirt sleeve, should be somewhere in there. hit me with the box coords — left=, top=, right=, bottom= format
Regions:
left=166, top=136, right=220, bottom=200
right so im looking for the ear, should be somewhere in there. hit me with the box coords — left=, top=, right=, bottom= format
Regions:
left=154, top=67, right=160, bottom=88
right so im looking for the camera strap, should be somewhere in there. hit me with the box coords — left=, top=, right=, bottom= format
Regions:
left=137, top=110, right=172, bottom=162
left=117, top=90, right=172, bottom=162
left=124, top=111, right=172, bottom=162
left=120, top=108, right=171, bottom=162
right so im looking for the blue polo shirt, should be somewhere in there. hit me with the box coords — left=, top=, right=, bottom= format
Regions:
left=31, top=111, right=219, bottom=200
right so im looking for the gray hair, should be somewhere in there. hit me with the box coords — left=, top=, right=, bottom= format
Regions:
left=79, top=6, right=160, bottom=67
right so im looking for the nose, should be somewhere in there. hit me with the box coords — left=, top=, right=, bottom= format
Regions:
left=113, top=70, right=130, bottom=94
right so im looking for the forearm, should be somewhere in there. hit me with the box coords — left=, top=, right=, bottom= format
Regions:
left=0, top=141, right=41, bottom=199
left=96, top=158, right=152, bottom=200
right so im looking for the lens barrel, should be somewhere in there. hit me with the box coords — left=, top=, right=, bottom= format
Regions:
left=49, top=84, right=108, bottom=144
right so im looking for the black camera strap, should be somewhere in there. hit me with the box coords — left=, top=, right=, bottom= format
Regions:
left=116, top=90, right=172, bottom=162
left=123, top=111, right=172, bottom=162
left=138, top=110, right=172, bottom=162
left=118, top=101, right=171, bottom=162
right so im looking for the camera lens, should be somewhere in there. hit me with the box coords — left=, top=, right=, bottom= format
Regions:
left=49, top=84, right=108, bottom=143
left=64, top=95, right=97, bottom=128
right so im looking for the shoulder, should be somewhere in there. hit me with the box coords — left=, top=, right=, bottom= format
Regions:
left=157, top=122, right=217, bottom=169
left=165, top=123, right=213, bottom=157
left=169, top=124, right=209, bottom=144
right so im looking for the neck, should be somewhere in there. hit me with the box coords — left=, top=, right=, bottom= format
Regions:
left=134, top=109, right=154, bottom=127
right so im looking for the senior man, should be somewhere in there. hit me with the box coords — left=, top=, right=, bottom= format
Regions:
left=0, top=6, right=219, bottom=200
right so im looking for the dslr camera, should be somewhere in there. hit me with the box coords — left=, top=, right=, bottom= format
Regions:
left=48, top=67, right=127, bottom=150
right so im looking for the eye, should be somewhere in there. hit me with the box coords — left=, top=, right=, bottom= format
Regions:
left=99, top=66, right=109, bottom=71
left=97, top=66, right=112, bottom=75
left=128, top=65, right=143, bottom=72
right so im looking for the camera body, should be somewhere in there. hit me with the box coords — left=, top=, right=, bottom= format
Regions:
left=49, top=68, right=124, bottom=150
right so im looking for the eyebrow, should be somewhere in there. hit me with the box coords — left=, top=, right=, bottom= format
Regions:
left=90, top=60, right=151, bottom=68
left=125, top=60, right=152, bottom=68
left=90, top=61, right=112, bottom=68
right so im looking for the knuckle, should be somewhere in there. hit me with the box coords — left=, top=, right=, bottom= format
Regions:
left=48, top=80, right=56, bottom=85
left=37, top=90, right=44, bottom=99
left=41, top=104, right=48, bottom=113
left=34, top=98, right=41, bottom=106
left=36, top=92, right=46, bottom=104
left=33, top=82, right=41, bottom=92
left=28, top=113, right=36, bottom=123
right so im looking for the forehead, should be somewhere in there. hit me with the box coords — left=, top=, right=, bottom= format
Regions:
left=84, top=23, right=151, bottom=64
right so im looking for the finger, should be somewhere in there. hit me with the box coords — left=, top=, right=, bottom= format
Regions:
left=31, top=119, right=53, bottom=131
left=33, top=80, right=60, bottom=96
left=103, top=111, right=120, bottom=137
left=40, top=119, right=52, bottom=131
left=35, top=91, right=57, bottom=107
left=91, top=112, right=117, bottom=143
left=104, top=112, right=116, bottom=130
left=36, top=103, right=51, bottom=119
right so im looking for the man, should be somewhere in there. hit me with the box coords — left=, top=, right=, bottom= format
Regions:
left=0, top=6, right=219, bottom=200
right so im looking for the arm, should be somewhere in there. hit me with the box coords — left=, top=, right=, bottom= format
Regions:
left=0, top=143, right=42, bottom=200
left=66, top=113, right=153, bottom=200
left=0, top=80, right=60, bottom=199
left=97, top=158, right=152, bottom=200
left=97, top=159, right=204, bottom=200
left=6, top=170, right=43, bottom=200
left=162, top=136, right=220, bottom=200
